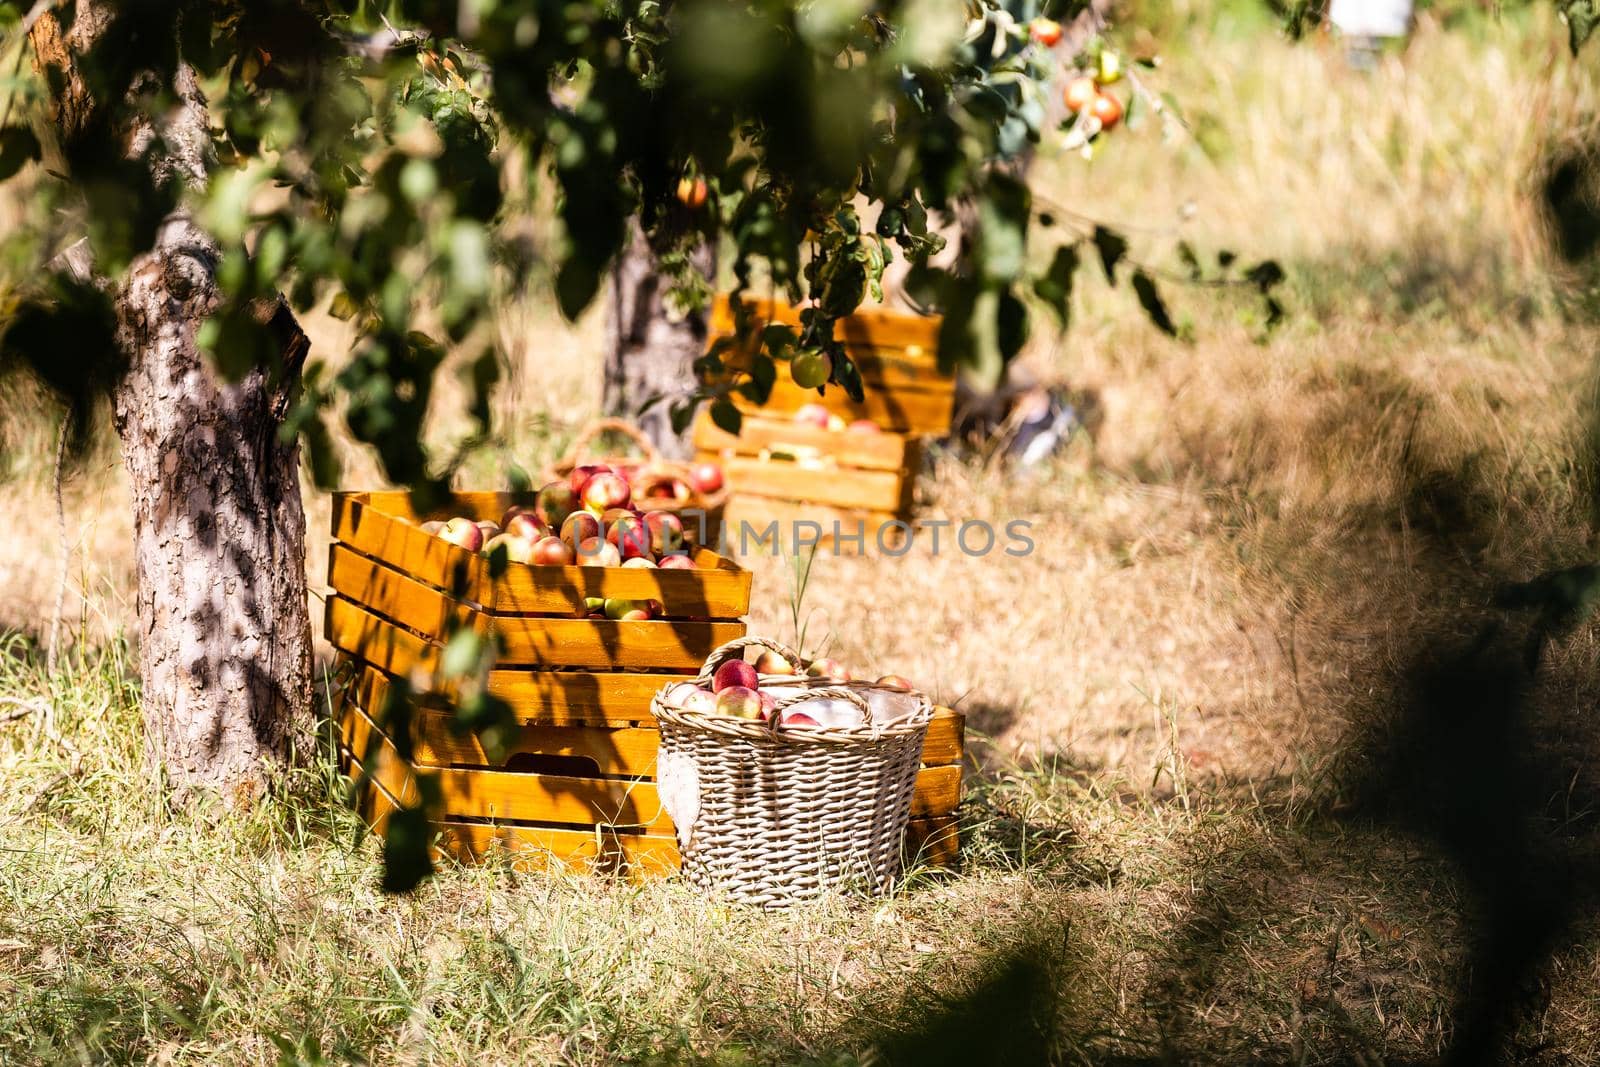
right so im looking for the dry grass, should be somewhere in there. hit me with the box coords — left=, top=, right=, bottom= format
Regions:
left=3, top=6, right=1600, bottom=1064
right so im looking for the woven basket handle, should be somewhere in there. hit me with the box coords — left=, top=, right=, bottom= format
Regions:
left=563, top=417, right=662, bottom=469
left=694, top=635, right=804, bottom=686
left=770, top=684, right=870, bottom=714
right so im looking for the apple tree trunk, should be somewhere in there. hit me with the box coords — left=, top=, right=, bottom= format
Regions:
left=602, top=222, right=715, bottom=461
left=34, top=7, right=313, bottom=804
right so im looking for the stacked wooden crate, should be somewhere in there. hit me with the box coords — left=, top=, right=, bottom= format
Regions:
left=694, top=297, right=955, bottom=552
left=327, top=490, right=964, bottom=875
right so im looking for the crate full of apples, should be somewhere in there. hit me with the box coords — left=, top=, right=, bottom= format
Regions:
left=326, top=476, right=753, bottom=874
left=544, top=417, right=726, bottom=539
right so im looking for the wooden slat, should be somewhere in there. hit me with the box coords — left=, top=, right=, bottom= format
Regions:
left=730, top=377, right=953, bottom=436
left=332, top=493, right=752, bottom=618
left=327, top=599, right=696, bottom=724
left=692, top=413, right=914, bottom=472
left=350, top=664, right=965, bottom=767
left=345, top=744, right=680, bottom=877
left=346, top=703, right=672, bottom=830
left=713, top=456, right=908, bottom=514
left=710, top=296, right=945, bottom=359
left=904, top=815, right=960, bottom=870
left=328, top=552, right=744, bottom=669
left=719, top=496, right=911, bottom=556
left=343, top=690, right=960, bottom=820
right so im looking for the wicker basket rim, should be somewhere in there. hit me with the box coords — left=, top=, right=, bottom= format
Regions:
left=651, top=691, right=932, bottom=745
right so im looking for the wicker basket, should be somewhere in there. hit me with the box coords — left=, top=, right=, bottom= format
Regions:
left=544, top=418, right=729, bottom=529
left=652, top=637, right=933, bottom=908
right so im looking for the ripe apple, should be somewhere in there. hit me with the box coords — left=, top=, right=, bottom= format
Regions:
left=504, top=513, right=546, bottom=542
left=688, top=461, right=724, bottom=495
left=805, top=658, right=852, bottom=683
left=535, top=482, right=578, bottom=529
left=576, top=537, right=622, bottom=567
left=715, top=686, right=763, bottom=720
left=419, top=520, right=445, bottom=535
left=676, top=176, right=708, bottom=209
left=644, top=512, right=685, bottom=555
left=1091, top=91, right=1122, bottom=129
left=847, top=419, right=880, bottom=433
left=779, top=709, right=821, bottom=728
left=581, top=471, right=631, bottom=513
left=683, top=686, right=718, bottom=714
left=561, top=510, right=602, bottom=549
left=754, top=650, right=795, bottom=676
left=606, top=514, right=652, bottom=559
left=827, top=414, right=846, bottom=432
left=1063, top=76, right=1098, bottom=113
left=475, top=520, right=501, bottom=540
left=758, top=689, right=778, bottom=720
left=875, top=674, right=913, bottom=691
left=713, top=659, right=760, bottom=693
left=531, top=535, right=575, bottom=566
left=1030, top=17, right=1062, bottom=45
left=568, top=463, right=612, bottom=495
left=439, top=517, right=484, bottom=552
left=483, top=532, right=534, bottom=564
left=657, top=553, right=695, bottom=570
left=793, top=403, right=831, bottom=429
left=604, top=597, right=653, bottom=621
left=622, top=556, right=656, bottom=569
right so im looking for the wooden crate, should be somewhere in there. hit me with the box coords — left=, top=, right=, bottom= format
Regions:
left=706, top=297, right=955, bottom=436
left=693, top=412, right=922, bottom=554
left=335, top=661, right=965, bottom=876
left=328, top=490, right=962, bottom=875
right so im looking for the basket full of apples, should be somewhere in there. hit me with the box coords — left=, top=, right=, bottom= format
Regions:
left=650, top=637, right=933, bottom=908
left=545, top=418, right=727, bottom=535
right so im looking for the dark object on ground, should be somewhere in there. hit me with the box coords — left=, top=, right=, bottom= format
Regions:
left=948, top=369, right=1101, bottom=468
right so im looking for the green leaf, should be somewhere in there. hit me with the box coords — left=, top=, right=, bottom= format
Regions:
left=1092, top=226, right=1127, bottom=285
left=1032, top=245, right=1079, bottom=330
left=441, top=629, right=486, bottom=679
left=0, top=127, right=40, bottom=182
left=1131, top=270, right=1177, bottom=337
left=1565, top=0, right=1598, bottom=53
left=1245, top=260, right=1285, bottom=291
left=976, top=174, right=1031, bottom=285
left=710, top=396, right=742, bottom=435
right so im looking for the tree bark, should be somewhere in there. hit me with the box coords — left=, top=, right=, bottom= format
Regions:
left=34, top=6, right=313, bottom=805
left=602, top=221, right=715, bottom=461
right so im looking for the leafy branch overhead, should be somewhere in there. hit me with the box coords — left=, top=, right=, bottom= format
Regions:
left=0, top=0, right=1205, bottom=475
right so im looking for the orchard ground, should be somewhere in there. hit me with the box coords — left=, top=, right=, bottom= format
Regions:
left=4, top=6, right=1600, bottom=1064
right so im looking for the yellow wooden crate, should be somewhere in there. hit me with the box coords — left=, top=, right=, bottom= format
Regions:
left=335, top=662, right=966, bottom=876
left=706, top=296, right=955, bottom=436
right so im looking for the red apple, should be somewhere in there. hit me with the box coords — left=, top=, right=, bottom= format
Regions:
left=1064, top=76, right=1098, bottom=114
left=568, top=463, right=612, bottom=495
left=531, top=535, right=575, bottom=566
left=847, top=419, right=879, bottom=433
left=688, top=462, right=724, bottom=495
left=676, top=176, right=709, bottom=209
left=754, top=650, right=795, bottom=676
left=682, top=687, right=718, bottom=714
left=644, top=511, right=685, bottom=555
left=794, top=403, right=830, bottom=429
left=561, top=510, right=602, bottom=549
left=713, top=659, right=760, bottom=693
left=758, top=689, right=778, bottom=720
left=779, top=709, right=821, bottom=728
left=475, top=520, right=502, bottom=540
left=1030, top=17, right=1063, bottom=45
left=657, top=553, right=695, bottom=570
left=715, top=685, right=763, bottom=720
left=581, top=471, right=631, bottom=513
left=576, top=537, right=622, bottom=567
left=440, top=517, right=484, bottom=552
left=534, top=482, right=578, bottom=529
left=875, top=674, right=914, bottom=691
left=603, top=597, right=653, bottom=621
left=504, top=513, right=546, bottom=542
left=606, top=514, right=653, bottom=559
left=806, top=658, right=852, bottom=682
left=419, top=520, right=445, bottom=535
